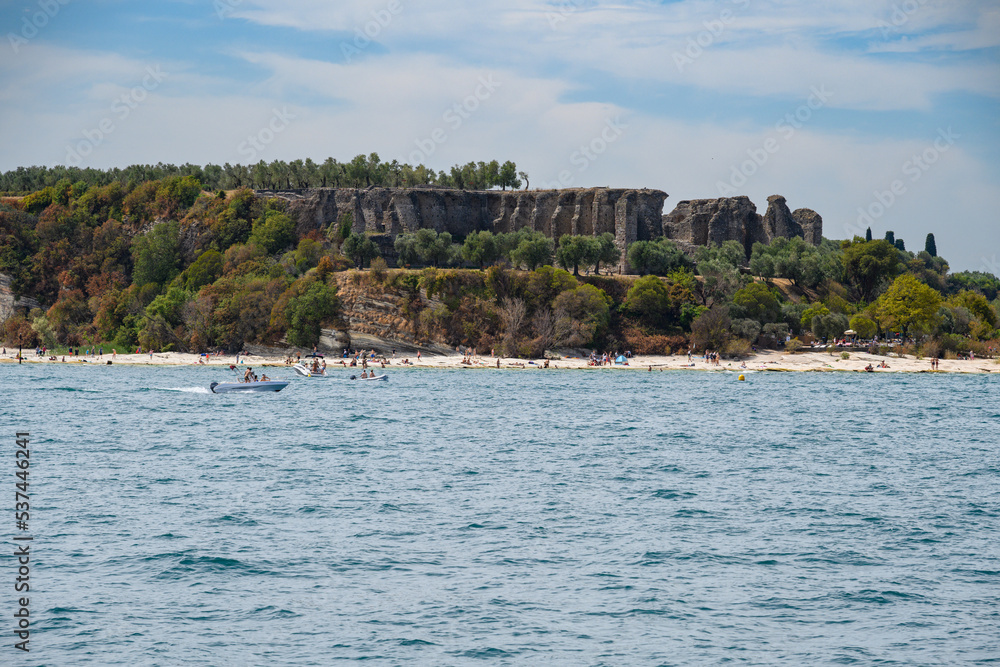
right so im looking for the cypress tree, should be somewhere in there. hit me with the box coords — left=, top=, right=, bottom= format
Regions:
left=925, top=233, right=937, bottom=257
left=885, top=230, right=895, bottom=245
left=865, top=227, right=872, bottom=242
left=895, top=239, right=906, bottom=252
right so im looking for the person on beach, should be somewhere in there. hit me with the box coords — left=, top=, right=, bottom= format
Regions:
left=417, top=351, right=421, bottom=361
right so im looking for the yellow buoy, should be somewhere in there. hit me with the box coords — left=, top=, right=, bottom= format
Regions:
left=738, top=375, right=745, bottom=381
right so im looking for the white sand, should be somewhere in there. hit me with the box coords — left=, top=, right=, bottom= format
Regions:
left=3, top=348, right=995, bottom=374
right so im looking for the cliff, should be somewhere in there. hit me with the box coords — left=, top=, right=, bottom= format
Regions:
left=0, top=273, right=39, bottom=324
left=663, top=195, right=822, bottom=257
left=261, top=187, right=668, bottom=271
left=257, top=187, right=822, bottom=267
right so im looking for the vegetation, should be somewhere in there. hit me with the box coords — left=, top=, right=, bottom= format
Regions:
left=0, top=155, right=527, bottom=195
left=1, top=170, right=997, bottom=359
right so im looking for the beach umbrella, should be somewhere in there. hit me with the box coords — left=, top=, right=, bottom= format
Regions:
left=844, top=329, right=857, bottom=336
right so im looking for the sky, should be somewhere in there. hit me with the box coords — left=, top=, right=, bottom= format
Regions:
left=1, top=0, right=998, bottom=271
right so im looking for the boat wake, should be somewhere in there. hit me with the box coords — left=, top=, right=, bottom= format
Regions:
left=161, top=387, right=213, bottom=394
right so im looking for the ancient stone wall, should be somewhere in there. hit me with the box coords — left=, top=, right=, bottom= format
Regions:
left=258, top=187, right=823, bottom=267
left=663, top=195, right=823, bottom=257
left=260, top=187, right=668, bottom=271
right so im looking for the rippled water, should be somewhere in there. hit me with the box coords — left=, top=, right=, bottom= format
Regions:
left=2, top=363, right=998, bottom=665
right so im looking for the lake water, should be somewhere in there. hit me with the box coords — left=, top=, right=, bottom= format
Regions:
left=1, top=363, right=998, bottom=665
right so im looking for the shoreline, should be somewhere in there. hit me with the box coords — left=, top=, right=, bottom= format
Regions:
left=2, top=349, right=996, bottom=374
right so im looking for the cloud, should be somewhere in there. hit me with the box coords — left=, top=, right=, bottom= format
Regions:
left=1, top=1, right=998, bottom=270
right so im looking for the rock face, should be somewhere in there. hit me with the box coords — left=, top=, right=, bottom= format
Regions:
left=0, top=273, right=39, bottom=324
left=259, top=187, right=822, bottom=267
left=791, top=208, right=823, bottom=246
left=261, top=187, right=668, bottom=271
left=663, top=195, right=822, bottom=257
left=662, top=196, right=764, bottom=257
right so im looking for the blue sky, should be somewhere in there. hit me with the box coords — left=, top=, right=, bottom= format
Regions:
left=1, top=0, right=998, bottom=271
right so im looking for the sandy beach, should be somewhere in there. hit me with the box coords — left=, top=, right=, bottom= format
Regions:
left=2, top=348, right=996, bottom=374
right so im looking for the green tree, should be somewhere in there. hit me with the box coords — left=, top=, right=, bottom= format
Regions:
left=924, top=233, right=937, bottom=257
left=811, top=312, right=849, bottom=341
left=414, top=229, right=453, bottom=267
left=183, top=249, right=224, bottom=291
left=841, top=238, right=901, bottom=302
left=553, top=283, right=611, bottom=346
left=951, top=290, right=998, bottom=329
left=249, top=209, right=297, bottom=254
left=730, top=282, right=781, bottom=323
left=750, top=236, right=842, bottom=289
left=948, top=271, right=1000, bottom=301
left=461, top=230, right=501, bottom=269
left=627, top=238, right=692, bottom=276
left=394, top=233, right=420, bottom=267
left=849, top=314, right=877, bottom=339
left=292, top=238, right=324, bottom=274
left=800, top=303, right=830, bottom=331
left=31, top=315, right=58, bottom=349
left=285, top=280, right=339, bottom=347
left=146, top=285, right=191, bottom=326
left=509, top=232, right=553, bottom=270
left=342, top=233, right=380, bottom=269
left=865, top=227, right=872, bottom=242
left=132, top=220, right=181, bottom=288
left=873, top=274, right=942, bottom=339
left=498, top=161, right=521, bottom=190
left=555, top=235, right=592, bottom=276
left=526, top=266, right=578, bottom=307
left=213, top=189, right=258, bottom=251
left=624, top=275, right=691, bottom=329
left=593, top=233, right=619, bottom=275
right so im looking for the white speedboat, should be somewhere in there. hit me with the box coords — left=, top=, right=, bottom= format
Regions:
left=210, top=380, right=289, bottom=393
left=293, top=363, right=328, bottom=377
left=350, top=373, right=388, bottom=382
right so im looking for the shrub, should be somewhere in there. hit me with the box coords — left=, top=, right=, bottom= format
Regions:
left=840, top=352, right=850, bottom=360
left=553, top=284, right=611, bottom=347
left=724, top=338, right=752, bottom=359
left=730, top=318, right=762, bottom=343
left=690, top=305, right=731, bottom=351
left=920, top=339, right=942, bottom=359
left=784, top=337, right=802, bottom=353
left=760, top=322, right=790, bottom=349
left=621, top=326, right=686, bottom=355
left=370, top=257, right=388, bottom=283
